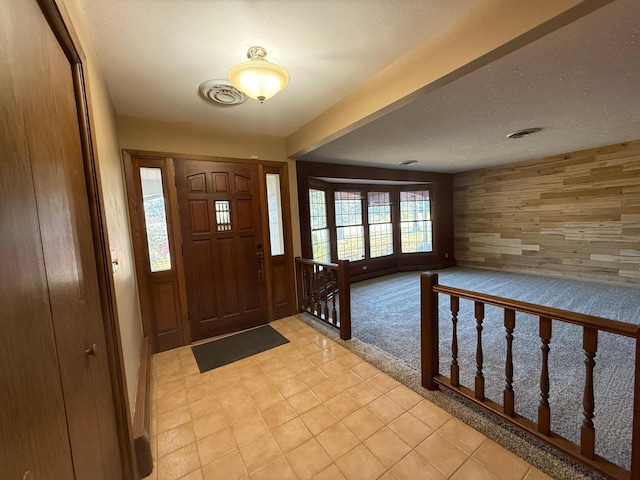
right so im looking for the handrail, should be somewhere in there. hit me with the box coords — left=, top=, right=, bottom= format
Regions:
left=295, top=257, right=351, bottom=340
left=434, top=284, right=640, bottom=338
left=421, top=272, right=640, bottom=480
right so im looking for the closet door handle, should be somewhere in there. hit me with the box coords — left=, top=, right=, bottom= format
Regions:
left=85, top=343, right=98, bottom=357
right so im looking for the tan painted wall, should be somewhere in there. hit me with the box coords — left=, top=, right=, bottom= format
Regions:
left=117, top=115, right=302, bottom=257
left=453, top=140, right=640, bottom=284
left=60, top=0, right=143, bottom=409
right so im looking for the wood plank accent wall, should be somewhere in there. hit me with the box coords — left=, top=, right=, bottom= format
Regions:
left=453, top=140, right=640, bottom=284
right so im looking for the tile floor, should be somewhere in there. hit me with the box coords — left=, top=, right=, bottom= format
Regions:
left=145, top=316, right=553, bottom=480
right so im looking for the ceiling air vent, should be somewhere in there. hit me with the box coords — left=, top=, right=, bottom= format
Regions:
left=506, top=127, right=542, bottom=139
left=199, top=80, right=247, bottom=106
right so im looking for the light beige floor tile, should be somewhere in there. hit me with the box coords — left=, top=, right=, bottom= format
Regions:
left=201, top=450, right=247, bottom=480
left=287, top=388, right=321, bottom=415
left=366, top=373, right=401, bottom=393
left=437, top=418, right=486, bottom=455
left=524, top=467, right=554, bottom=480
left=251, top=385, right=284, bottom=411
left=288, top=358, right=316, bottom=374
left=350, top=362, right=381, bottom=380
left=191, top=408, right=229, bottom=440
left=157, top=389, right=189, bottom=414
left=224, top=399, right=259, bottom=423
left=249, top=456, right=297, bottom=480
left=157, top=443, right=200, bottom=480
left=342, top=408, right=384, bottom=441
left=332, top=370, right=363, bottom=390
left=273, top=375, right=308, bottom=398
left=312, top=463, right=347, bottom=480
left=451, top=458, right=500, bottom=480
left=308, top=351, right=333, bottom=366
left=218, top=383, right=250, bottom=408
left=186, top=382, right=216, bottom=403
left=286, top=438, right=333, bottom=480
left=157, top=379, right=187, bottom=399
left=415, top=432, right=468, bottom=477
left=319, top=359, right=349, bottom=376
left=385, top=385, right=423, bottom=410
left=298, top=367, right=330, bottom=387
left=300, top=403, right=340, bottom=435
left=272, top=417, right=313, bottom=452
left=334, top=443, right=386, bottom=480
left=388, top=412, right=434, bottom=447
left=178, top=469, right=202, bottom=480
left=310, top=378, right=344, bottom=402
left=242, top=374, right=273, bottom=395
left=181, top=363, right=201, bottom=377
left=267, top=366, right=297, bottom=383
left=325, top=344, right=350, bottom=358
left=184, top=373, right=209, bottom=389
left=336, top=353, right=364, bottom=368
left=363, top=427, right=411, bottom=468
left=258, top=356, right=286, bottom=373
left=473, top=440, right=530, bottom=480
left=316, top=421, right=360, bottom=461
left=347, top=381, right=383, bottom=406
left=259, top=398, right=297, bottom=429
left=157, top=422, right=196, bottom=458
left=238, top=432, right=282, bottom=474
left=390, top=451, right=446, bottom=480
left=365, top=395, right=405, bottom=424
left=236, top=363, right=264, bottom=380
left=230, top=413, right=268, bottom=447
left=196, top=427, right=236, bottom=465
left=324, top=392, right=361, bottom=420
left=189, top=395, right=223, bottom=420
left=409, top=400, right=451, bottom=430
left=157, top=404, right=192, bottom=434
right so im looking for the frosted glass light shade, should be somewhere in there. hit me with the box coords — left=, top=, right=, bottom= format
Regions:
left=228, top=46, right=289, bottom=103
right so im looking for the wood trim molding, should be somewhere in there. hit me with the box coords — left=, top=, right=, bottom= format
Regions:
left=133, top=337, right=152, bottom=479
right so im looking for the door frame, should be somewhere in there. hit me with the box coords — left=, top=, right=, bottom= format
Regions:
left=41, top=0, right=137, bottom=477
left=123, top=150, right=297, bottom=351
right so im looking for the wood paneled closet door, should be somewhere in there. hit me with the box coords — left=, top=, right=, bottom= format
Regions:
left=176, top=159, right=268, bottom=340
left=0, top=0, right=122, bottom=478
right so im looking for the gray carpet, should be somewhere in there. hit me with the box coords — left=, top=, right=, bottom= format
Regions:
left=349, top=267, right=640, bottom=470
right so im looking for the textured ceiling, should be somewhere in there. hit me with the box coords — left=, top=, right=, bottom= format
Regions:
left=80, top=0, right=484, bottom=137
left=299, top=0, right=640, bottom=172
left=80, top=0, right=640, bottom=173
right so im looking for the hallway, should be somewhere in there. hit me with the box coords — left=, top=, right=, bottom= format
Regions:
left=146, top=316, right=550, bottom=480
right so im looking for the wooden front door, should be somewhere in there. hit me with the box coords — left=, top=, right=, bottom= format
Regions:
left=1, top=0, right=123, bottom=478
left=176, top=160, right=268, bottom=340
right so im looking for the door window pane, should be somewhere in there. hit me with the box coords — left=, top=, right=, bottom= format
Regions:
left=140, top=167, right=171, bottom=272
left=215, top=201, right=232, bottom=231
left=266, top=174, right=285, bottom=255
left=400, top=190, right=432, bottom=253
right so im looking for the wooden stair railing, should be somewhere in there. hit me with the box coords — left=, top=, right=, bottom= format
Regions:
left=295, top=257, right=351, bottom=340
left=421, top=272, right=640, bottom=480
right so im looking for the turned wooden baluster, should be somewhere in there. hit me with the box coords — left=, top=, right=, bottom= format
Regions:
left=538, top=316, right=552, bottom=435
left=331, top=270, right=338, bottom=325
left=313, top=265, right=321, bottom=316
left=322, top=268, right=330, bottom=322
left=581, top=327, right=598, bottom=459
left=504, top=309, right=516, bottom=417
left=475, top=301, right=485, bottom=400
left=302, top=264, right=311, bottom=311
left=450, top=296, right=460, bottom=387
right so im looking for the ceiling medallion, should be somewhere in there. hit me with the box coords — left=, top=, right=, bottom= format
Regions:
left=198, top=80, right=248, bottom=106
left=228, top=46, right=289, bottom=103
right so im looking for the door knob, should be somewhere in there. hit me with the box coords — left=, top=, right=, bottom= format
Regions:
left=85, top=344, right=98, bottom=356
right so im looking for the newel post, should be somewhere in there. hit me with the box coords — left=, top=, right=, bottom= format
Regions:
left=630, top=330, right=640, bottom=478
left=421, top=272, right=439, bottom=390
left=337, top=260, right=351, bottom=340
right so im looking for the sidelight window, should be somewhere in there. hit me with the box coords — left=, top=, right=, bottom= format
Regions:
left=400, top=190, right=432, bottom=253
left=266, top=174, right=285, bottom=255
left=139, top=167, right=172, bottom=272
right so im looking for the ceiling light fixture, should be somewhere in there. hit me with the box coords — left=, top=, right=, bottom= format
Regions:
left=228, top=46, right=289, bottom=103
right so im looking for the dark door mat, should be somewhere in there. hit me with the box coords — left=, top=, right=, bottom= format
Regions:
left=191, top=325, right=289, bottom=373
